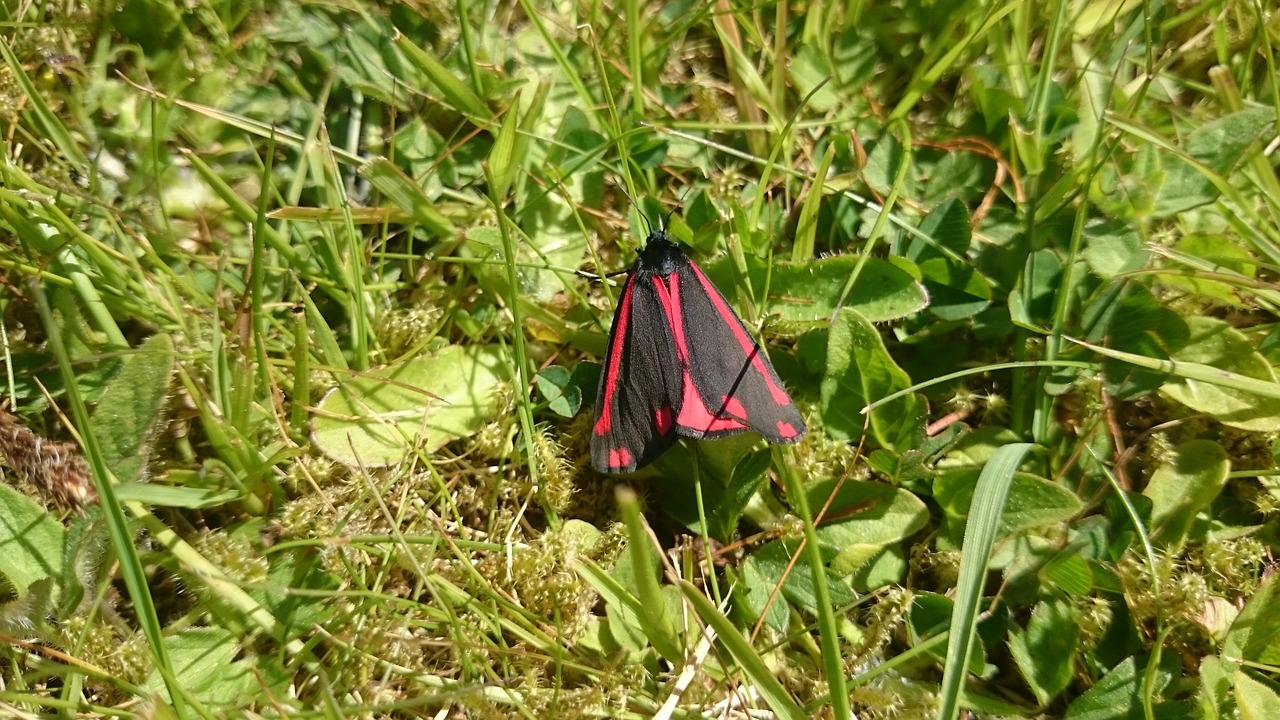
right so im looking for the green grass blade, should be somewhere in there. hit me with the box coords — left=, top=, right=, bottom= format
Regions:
left=936, top=442, right=1034, bottom=720
left=30, top=295, right=186, bottom=715
left=677, top=580, right=807, bottom=720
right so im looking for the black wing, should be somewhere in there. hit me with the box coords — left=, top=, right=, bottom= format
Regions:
left=590, top=271, right=684, bottom=473
left=668, top=262, right=807, bottom=443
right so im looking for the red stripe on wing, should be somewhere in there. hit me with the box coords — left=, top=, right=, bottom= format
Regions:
left=687, top=263, right=794, bottom=408
left=592, top=275, right=636, bottom=438
left=650, top=273, right=752, bottom=436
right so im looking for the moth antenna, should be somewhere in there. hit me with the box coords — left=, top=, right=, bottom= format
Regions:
left=617, top=185, right=655, bottom=237
left=661, top=187, right=694, bottom=233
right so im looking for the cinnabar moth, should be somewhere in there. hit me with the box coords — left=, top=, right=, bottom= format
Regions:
left=590, top=200, right=807, bottom=474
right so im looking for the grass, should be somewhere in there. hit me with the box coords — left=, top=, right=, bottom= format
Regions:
left=2, top=0, right=1279, bottom=718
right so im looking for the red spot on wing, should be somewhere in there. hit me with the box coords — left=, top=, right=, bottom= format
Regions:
left=607, top=447, right=634, bottom=469
left=655, top=405, right=674, bottom=435
left=722, top=396, right=746, bottom=417
left=593, top=277, right=636, bottom=437
left=688, top=265, right=793, bottom=407
left=776, top=421, right=800, bottom=439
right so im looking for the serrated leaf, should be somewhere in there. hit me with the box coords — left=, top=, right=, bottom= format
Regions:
left=312, top=345, right=511, bottom=466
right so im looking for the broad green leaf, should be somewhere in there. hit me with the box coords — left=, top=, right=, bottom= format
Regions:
left=851, top=547, right=910, bottom=590
left=918, top=256, right=993, bottom=320
left=820, top=309, right=925, bottom=450
left=1010, top=249, right=1063, bottom=329
left=746, top=539, right=856, bottom=613
left=578, top=552, right=660, bottom=656
left=0, top=576, right=54, bottom=634
left=91, top=334, right=175, bottom=484
left=312, top=345, right=511, bottom=466
left=736, top=559, right=789, bottom=633
left=58, top=512, right=109, bottom=619
left=902, top=197, right=972, bottom=259
left=909, top=592, right=984, bottom=673
left=650, top=438, right=770, bottom=540
left=1010, top=599, right=1077, bottom=705
left=935, top=469, right=1082, bottom=549
left=703, top=254, right=928, bottom=325
left=1064, top=654, right=1178, bottom=719
left=920, top=153, right=984, bottom=208
left=0, top=485, right=66, bottom=596
left=1198, top=656, right=1233, bottom=720
left=1083, top=217, right=1149, bottom=278
left=1079, top=282, right=1186, bottom=400
left=1040, top=551, right=1094, bottom=596
left=1142, top=439, right=1228, bottom=549
left=710, top=449, right=772, bottom=541
left=1223, top=569, right=1280, bottom=666
left=1150, top=107, right=1274, bottom=217
left=937, top=426, right=1023, bottom=467
left=334, top=19, right=427, bottom=105
left=472, top=191, right=587, bottom=305
left=143, top=628, right=285, bottom=709
left=806, top=479, right=929, bottom=579
left=862, top=133, right=914, bottom=199
left=1237, top=668, right=1280, bottom=720
left=829, top=26, right=878, bottom=90
left=898, top=200, right=991, bottom=321
left=788, top=44, right=839, bottom=112
left=1160, top=316, right=1280, bottom=431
